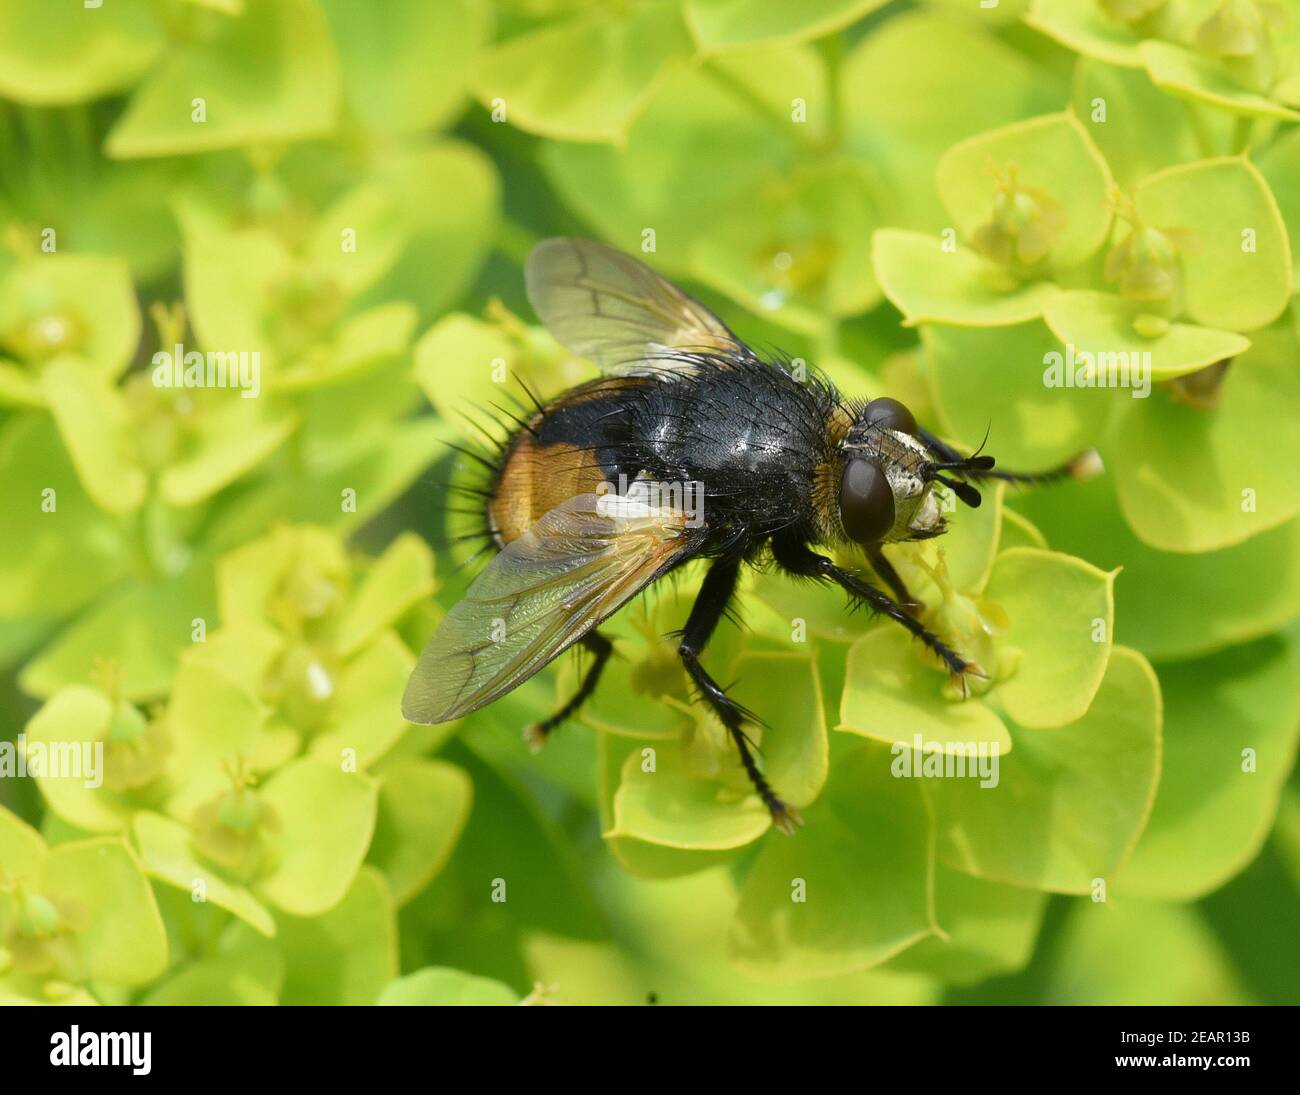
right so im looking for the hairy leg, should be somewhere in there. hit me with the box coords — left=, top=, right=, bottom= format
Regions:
left=678, top=556, right=802, bottom=834
left=524, top=631, right=613, bottom=751
left=772, top=538, right=982, bottom=690
left=866, top=544, right=921, bottom=614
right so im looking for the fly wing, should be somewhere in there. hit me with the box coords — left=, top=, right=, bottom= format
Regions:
left=402, top=492, right=695, bottom=724
left=525, top=237, right=746, bottom=374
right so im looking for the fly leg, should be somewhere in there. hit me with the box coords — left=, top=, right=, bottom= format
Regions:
left=678, top=556, right=802, bottom=835
left=524, top=631, right=613, bottom=752
left=772, top=539, right=983, bottom=693
left=866, top=545, right=922, bottom=616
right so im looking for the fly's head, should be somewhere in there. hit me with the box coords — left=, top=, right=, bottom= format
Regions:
left=834, top=397, right=989, bottom=548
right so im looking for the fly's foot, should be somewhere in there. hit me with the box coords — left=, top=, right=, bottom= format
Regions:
left=767, top=798, right=804, bottom=836
left=523, top=723, right=549, bottom=754
left=949, top=659, right=988, bottom=699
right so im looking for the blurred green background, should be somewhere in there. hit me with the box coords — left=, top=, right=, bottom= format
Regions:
left=1, top=0, right=1298, bottom=1005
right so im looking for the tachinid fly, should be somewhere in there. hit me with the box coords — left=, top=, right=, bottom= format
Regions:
left=403, top=238, right=1097, bottom=833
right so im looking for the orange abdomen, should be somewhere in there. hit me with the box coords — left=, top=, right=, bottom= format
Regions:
left=488, top=433, right=607, bottom=546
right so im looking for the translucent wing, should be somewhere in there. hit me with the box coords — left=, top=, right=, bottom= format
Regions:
left=525, top=237, right=745, bottom=374
left=402, top=493, right=695, bottom=724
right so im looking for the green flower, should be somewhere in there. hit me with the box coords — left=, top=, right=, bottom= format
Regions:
left=202, top=525, right=435, bottom=769
left=190, top=763, right=283, bottom=883
left=133, top=754, right=378, bottom=936
left=0, top=808, right=167, bottom=1003
left=1196, top=0, right=1284, bottom=93
left=971, top=163, right=1069, bottom=272
left=1103, top=192, right=1196, bottom=312
left=0, top=0, right=1297, bottom=1007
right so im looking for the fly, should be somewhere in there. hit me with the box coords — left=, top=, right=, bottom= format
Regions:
left=403, top=238, right=1097, bottom=833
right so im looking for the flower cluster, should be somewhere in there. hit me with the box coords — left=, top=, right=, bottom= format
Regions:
left=1, top=0, right=1297, bottom=1005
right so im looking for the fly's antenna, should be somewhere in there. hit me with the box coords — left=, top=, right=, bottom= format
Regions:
left=964, top=450, right=1103, bottom=488
left=922, top=446, right=993, bottom=507
left=924, top=468, right=983, bottom=508
left=918, top=422, right=1102, bottom=489
left=927, top=454, right=997, bottom=474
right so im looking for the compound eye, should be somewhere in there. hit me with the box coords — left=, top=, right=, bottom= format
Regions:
left=839, top=458, right=895, bottom=544
left=863, top=396, right=917, bottom=436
